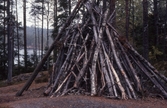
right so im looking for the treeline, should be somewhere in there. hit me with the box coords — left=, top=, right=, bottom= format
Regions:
left=26, top=27, right=52, bottom=49
left=0, top=0, right=167, bottom=82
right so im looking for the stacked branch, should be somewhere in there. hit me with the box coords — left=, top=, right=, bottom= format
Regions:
left=42, top=1, right=167, bottom=99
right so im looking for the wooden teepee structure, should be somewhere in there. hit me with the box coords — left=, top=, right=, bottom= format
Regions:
left=16, top=0, right=167, bottom=99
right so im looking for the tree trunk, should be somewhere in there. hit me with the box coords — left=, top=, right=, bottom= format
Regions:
left=7, top=0, right=13, bottom=83
left=15, top=0, right=20, bottom=72
left=132, top=0, right=135, bottom=45
left=125, top=0, right=129, bottom=40
left=23, top=0, right=27, bottom=72
left=69, top=0, right=71, bottom=15
left=41, top=0, right=44, bottom=59
left=154, top=0, right=159, bottom=47
left=142, top=0, right=149, bottom=60
left=103, top=0, right=106, bottom=12
left=110, top=0, right=116, bottom=26
left=3, top=0, right=6, bottom=71
left=53, top=0, right=58, bottom=62
left=38, top=22, right=40, bottom=60
left=164, top=0, right=167, bottom=60
left=34, top=16, right=38, bottom=67
left=46, top=1, right=50, bottom=70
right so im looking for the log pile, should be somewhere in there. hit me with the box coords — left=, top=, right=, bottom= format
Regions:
left=15, top=0, right=167, bottom=99
left=43, top=1, right=167, bottom=99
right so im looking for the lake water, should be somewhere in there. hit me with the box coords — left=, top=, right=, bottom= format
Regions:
left=14, top=49, right=42, bottom=65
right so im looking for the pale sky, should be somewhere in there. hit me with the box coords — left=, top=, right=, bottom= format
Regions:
left=16, top=0, right=53, bottom=28
left=17, top=0, right=34, bottom=27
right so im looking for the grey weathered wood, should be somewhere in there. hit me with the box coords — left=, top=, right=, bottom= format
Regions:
left=106, top=26, right=137, bottom=99
left=16, top=0, right=87, bottom=96
left=17, top=0, right=167, bottom=99
left=117, top=40, right=141, bottom=91
left=99, top=50, right=114, bottom=96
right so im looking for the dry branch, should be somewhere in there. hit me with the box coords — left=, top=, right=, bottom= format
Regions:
left=17, top=0, right=167, bottom=99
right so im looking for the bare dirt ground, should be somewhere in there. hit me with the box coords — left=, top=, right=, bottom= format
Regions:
left=0, top=73, right=167, bottom=108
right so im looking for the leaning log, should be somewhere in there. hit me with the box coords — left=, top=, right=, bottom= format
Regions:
left=17, top=0, right=167, bottom=99
left=16, top=0, right=87, bottom=96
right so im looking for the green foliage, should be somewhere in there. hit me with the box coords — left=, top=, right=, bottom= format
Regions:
left=149, top=46, right=163, bottom=62
left=58, top=0, right=68, bottom=11
left=154, top=61, right=167, bottom=76
left=13, top=54, right=37, bottom=76
left=116, top=0, right=143, bottom=34
left=51, top=0, right=69, bottom=47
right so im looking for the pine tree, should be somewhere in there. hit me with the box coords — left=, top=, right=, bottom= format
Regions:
left=15, top=0, right=20, bottom=72
left=0, top=0, right=7, bottom=80
left=7, top=0, right=14, bottom=83
left=110, top=0, right=116, bottom=26
left=143, top=0, right=149, bottom=60
left=125, top=0, right=129, bottom=40
left=23, top=0, right=27, bottom=72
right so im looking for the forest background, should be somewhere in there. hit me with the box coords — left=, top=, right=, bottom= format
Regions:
left=0, top=0, right=167, bottom=83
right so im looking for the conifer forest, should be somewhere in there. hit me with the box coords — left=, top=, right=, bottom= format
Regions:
left=0, top=0, right=167, bottom=99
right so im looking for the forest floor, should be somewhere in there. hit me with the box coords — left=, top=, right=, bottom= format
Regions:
left=0, top=71, right=167, bottom=108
